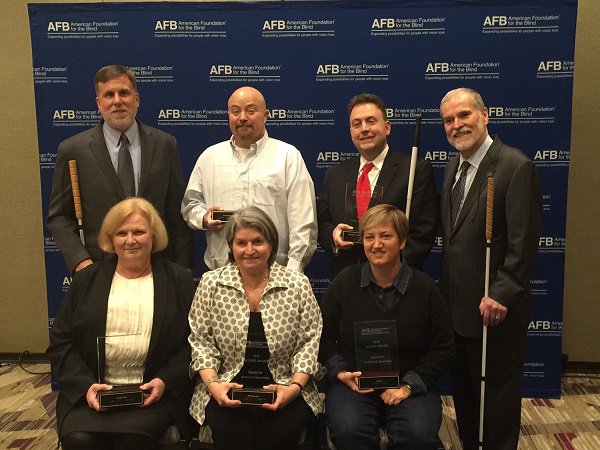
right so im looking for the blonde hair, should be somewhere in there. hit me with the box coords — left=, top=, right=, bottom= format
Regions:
left=359, top=204, right=409, bottom=242
left=98, top=198, right=168, bottom=253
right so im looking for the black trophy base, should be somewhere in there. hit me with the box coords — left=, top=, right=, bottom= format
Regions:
left=341, top=230, right=362, bottom=244
left=229, top=388, right=276, bottom=406
left=98, top=385, right=144, bottom=408
left=211, top=210, right=235, bottom=222
left=357, top=374, right=400, bottom=390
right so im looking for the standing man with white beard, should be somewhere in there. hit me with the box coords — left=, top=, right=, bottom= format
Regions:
left=439, top=88, right=542, bottom=450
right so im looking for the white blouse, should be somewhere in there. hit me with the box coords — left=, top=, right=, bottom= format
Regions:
left=103, top=272, right=154, bottom=385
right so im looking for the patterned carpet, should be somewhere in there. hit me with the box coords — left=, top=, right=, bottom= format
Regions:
left=1, top=363, right=599, bottom=449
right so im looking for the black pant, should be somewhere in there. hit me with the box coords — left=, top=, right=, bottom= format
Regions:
left=452, top=332, right=526, bottom=450
left=61, top=431, right=158, bottom=450
left=205, top=396, right=313, bottom=450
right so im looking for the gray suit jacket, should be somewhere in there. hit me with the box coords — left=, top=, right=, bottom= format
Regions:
left=440, top=135, right=542, bottom=338
left=47, top=121, right=194, bottom=272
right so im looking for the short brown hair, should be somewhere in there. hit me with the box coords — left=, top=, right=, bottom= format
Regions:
left=94, top=65, right=137, bottom=94
left=347, top=93, right=387, bottom=118
left=98, top=198, right=168, bottom=253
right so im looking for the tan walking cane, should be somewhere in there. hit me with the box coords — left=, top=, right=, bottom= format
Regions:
left=68, top=160, right=85, bottom=245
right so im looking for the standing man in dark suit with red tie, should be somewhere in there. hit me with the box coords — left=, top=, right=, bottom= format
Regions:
left=439, top=87, right=542, bottom=450
left=47, top=65, right=193, bottom=273
left=317, top=93, right=438, bottom=278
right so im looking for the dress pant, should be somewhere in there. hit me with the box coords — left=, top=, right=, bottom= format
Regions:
left=452, top=332, right=527, bottom=450
left=205, top=396, right=312, bottom=450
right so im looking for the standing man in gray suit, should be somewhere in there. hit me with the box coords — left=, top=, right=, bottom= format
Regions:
left=47, top=65, right=193, bottom=273
left=439, top=87, right=542, bottom=450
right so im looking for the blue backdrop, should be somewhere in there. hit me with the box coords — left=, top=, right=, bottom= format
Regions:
left=29, top=0, right=576, bottom=398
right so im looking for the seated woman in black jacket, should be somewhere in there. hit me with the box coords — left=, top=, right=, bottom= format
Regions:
left=47, top=197, right=195, bottom=450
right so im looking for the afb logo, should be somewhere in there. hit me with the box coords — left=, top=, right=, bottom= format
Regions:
left=210, top=65, right=232, bottom=75
left=317, top=64, right=339, bottom=74
left=426, top=63, right=449, bottom=73
left=528, top=320, right=550, bottom=330
left=372, top=18, right=396, bottom=29
left=158, top=109, right=180, bottom=119
left=155, top=20, right=178, bottom=31
left=53, top=110, right=75, bottom=120
left=534, top=150, right=558, bottom=160
left=263, top=20, right=286, bottom=30
left=538, top=61, right=562, bottom=72
left=48, top=22, right=69, bottom=31
left=269, top=109, right=287, bottom=119
left=488, top=107, right=504, bottom=118
left=317, top=152, right=339, bottom=162
left=424, top=151, right=449, bottom=161
left=483, top=16, right=508, bottom=26
left=539, top=237, right=555, bottom=247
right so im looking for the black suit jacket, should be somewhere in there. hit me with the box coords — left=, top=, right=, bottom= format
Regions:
left=47, top=254, right=196, bottom=439
left=440, top=135, right=542, bottom=338
left=317, top=150, right=438, bottom=277
left=46, top=121, right=194, bottom=272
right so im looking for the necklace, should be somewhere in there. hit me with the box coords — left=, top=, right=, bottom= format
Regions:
left=240, top=270, right=269, bottom=290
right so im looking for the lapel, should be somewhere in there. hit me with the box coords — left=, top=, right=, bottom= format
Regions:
left=374, top=151, right=401, bottom=205
left=443, top=157, right=459, bottom=236
left=452, top=136, right=501, bottom=234
left=91, top=256, right=117, bottom=382
left=89, top=123, right=125, bottom=198
left=138, top=121, right=156, bottom=195
left=146, top=255, right=167, bottom=361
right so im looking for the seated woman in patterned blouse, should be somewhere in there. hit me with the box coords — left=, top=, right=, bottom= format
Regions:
left=188, top=206, right=322, bottom=450
left=47, top=198, right=196, bottom=450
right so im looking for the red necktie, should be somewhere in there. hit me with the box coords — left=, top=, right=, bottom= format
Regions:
left=356, top=162, right=374, bottom=219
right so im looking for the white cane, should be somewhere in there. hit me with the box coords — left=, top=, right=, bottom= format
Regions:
left=405, top=115, right=422, bottom=220
left=479, top=175, right=494, bottom=450
left=68, top=159, right=85, bottom=246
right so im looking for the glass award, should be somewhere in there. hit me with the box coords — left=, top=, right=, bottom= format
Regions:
left=211, top=165, right=249, bottom=222
left=228, top=331, right=276, bottom=405
left=341, top=183, right=383, bottom=244
left=354, top=320, right=400, bottom=390
left=96, top=335, right=145, bottom=408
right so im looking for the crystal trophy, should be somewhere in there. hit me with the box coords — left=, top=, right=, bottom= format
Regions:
left=210, top=165, right=249, bottom=222
left=228, top=331, right=276, bottom=405
left=341, top=182, right=383, bottom=244
left=96, top=335, right=145, bottom=408
left=354, top=320, right=400, bottom=390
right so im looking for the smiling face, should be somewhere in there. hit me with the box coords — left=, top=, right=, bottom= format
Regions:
left=112, top=212, right=153, bottom=267
left=349, top=102, right=391, bottom=161
left=363, top=218, right=406, bottom=270
left=228, top=87, right=269, bottom=149
left=231, top=226, right=272, bottom=275
left=96, top=74, right=140, bottom=133
left=440, top=90, right=489, bottom=159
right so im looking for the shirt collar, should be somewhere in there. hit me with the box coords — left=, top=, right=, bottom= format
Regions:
left=459, top=134, right=493, bottom=170
left=229, top=130, right=269, bottom=156
left=102, top=120, right=139, bottom=147
left=359, top=258, right=412, bottom=294
left=360, top=144, right=388, bottom=172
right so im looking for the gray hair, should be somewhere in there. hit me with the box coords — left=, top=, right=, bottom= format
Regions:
left=224, top=206, right=279, bottom=266
left=440, top=87, right=486, bottom=111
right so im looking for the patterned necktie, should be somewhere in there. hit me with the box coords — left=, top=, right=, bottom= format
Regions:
left=356, top=162, right=374, bottom=220
left=450, top=161, right=470, bottom=227
left=118, top=133, right=135, bottom=197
